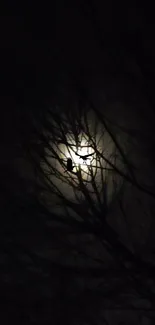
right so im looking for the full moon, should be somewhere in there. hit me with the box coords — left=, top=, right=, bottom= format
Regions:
left=59, top=132, right=95, bottom=174
left=40, top=109, right=124, bottom=214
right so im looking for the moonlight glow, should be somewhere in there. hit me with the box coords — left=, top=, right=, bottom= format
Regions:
left=59, top=133, right=95, bottom=174
left=41, top=109, right=123, bottom=206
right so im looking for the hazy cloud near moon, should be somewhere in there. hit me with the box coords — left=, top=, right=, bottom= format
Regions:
left=41, top=109, right=124, bottom=213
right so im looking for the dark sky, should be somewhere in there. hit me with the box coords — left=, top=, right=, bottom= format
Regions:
left=1, top=3, right=155, bottom=96
left=2, top=3, right=155, bottom=116
left=1, top=3, right=155, bottom=324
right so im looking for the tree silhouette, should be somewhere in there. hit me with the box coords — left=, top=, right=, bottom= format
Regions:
left=1, top=3, right=155, bottom=325
left=10, top=91, right=154, bottom=324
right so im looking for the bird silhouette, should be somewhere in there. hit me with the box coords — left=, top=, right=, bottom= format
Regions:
left=64, top=158, right=75, bottom=172
left=75, top=151, right=95, bottom=161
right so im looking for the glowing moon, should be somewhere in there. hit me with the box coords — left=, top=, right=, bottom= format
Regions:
left=40, top=109, right=124, bottom=211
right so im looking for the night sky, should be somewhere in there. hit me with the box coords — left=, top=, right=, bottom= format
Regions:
left=1, top=3, right=155, bottom=324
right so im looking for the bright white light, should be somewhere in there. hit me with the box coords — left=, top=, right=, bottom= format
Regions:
left=70, top=146, right=92, bottom=166
left=59, top=133, right=94, bottom=173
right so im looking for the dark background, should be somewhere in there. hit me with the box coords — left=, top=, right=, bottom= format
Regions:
left=1, top=2, right=155, bottom=324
